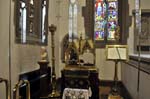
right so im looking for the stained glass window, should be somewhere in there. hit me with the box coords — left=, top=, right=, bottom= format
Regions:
left=94, top=0, right=118, bottom=41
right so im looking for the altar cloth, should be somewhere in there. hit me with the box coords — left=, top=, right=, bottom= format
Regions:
left=62, top=88, right=92, bottom=99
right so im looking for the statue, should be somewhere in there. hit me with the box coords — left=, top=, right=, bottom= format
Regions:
left=40, top=46, right=48, bottom=62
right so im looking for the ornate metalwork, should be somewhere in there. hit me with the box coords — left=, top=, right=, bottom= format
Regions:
left=0, top=78, right=10, bottom=99
left=105, top=45, right=128, bottom=96
left=13, top=80, right=30, bottom=99
left=48, top=24, right=60, bottom=98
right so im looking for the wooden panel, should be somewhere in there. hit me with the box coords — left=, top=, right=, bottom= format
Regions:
left=19, top=67, right=51, bottom=99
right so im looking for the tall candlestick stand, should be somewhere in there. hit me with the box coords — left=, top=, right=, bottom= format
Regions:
left=48, top=24, right=60, bottom=98
left=108, top=60, right=122, bottom=99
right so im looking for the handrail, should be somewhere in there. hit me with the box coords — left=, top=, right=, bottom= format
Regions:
left=123, top=61, right=150, bottom=75
left=13, top=80, right=30, bottom=99
left=0, top=78, right=10, bottom=99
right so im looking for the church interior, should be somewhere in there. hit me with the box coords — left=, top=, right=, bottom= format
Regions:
left=0, top=0, right=150, bottom=99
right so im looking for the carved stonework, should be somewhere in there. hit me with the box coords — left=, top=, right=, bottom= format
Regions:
left=82, top=0, right=94, bottom=39
left=61, top=34, right=69, bottom=63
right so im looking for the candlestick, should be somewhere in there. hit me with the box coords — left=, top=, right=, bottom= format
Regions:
left=48, top=24, right=60, bottom=98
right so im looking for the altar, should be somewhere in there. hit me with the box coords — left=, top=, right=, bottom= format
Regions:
left=61, top=66, right=99, bottom=99
left=61, top=34, right=99, bottom=99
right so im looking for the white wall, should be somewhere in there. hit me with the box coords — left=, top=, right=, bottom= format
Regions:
left=122, top=0, right=150, bottom=99
left=121, top=63, right=138, bottom=99
left=127, top=0, right=135, bottom=54
left=96, top=49, right=121, bottom=80
left=10, top=1, right=44, bottom=98
left=0, top=0, right=10, bottom=99
left=122, top=62, right=150, bottom=99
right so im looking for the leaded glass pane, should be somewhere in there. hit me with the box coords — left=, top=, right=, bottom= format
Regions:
left=107, top=0, right=118, bottom=40
left=94, top=0, right=118, bottom=41
left=94, top=0, right=107, bottom=40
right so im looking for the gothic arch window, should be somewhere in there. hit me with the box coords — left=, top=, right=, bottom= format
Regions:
left=68, top=0, right=78, bottom=42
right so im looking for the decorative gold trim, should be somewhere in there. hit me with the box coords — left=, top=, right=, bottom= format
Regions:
left=64, top=75, right=89, bottom=78
left=63, top=66, right=98, bottom=71
left=0, top=78, right=10, bottom=99
left=13, top=80, right=30, bottom=99
left=108, top=94, right=123, bottom=99
left=64, top=37, right=95, bottom=66
left=48, top=24, right=60, bottom=98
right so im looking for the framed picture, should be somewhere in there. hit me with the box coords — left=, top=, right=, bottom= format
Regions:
left=133, top=9, right=150, bottom=54
left=105, top=45, right=128, bottom=61
left=15, top=0, right=49, bottom=45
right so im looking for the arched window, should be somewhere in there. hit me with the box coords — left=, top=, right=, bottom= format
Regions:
left=19, top=1, right=27, bottom=43
left=16, top=0, right=49, bottom=45
left=41, top=0, right=47, bottom=43
left=68, top=0, right=78, bottom=42
left=94, top=0, right=118, bottom=41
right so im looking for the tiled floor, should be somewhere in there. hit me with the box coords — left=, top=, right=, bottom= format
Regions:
left=100, top=86, right=111, bottom=99
left=99, top=85, right=132, bottom=99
